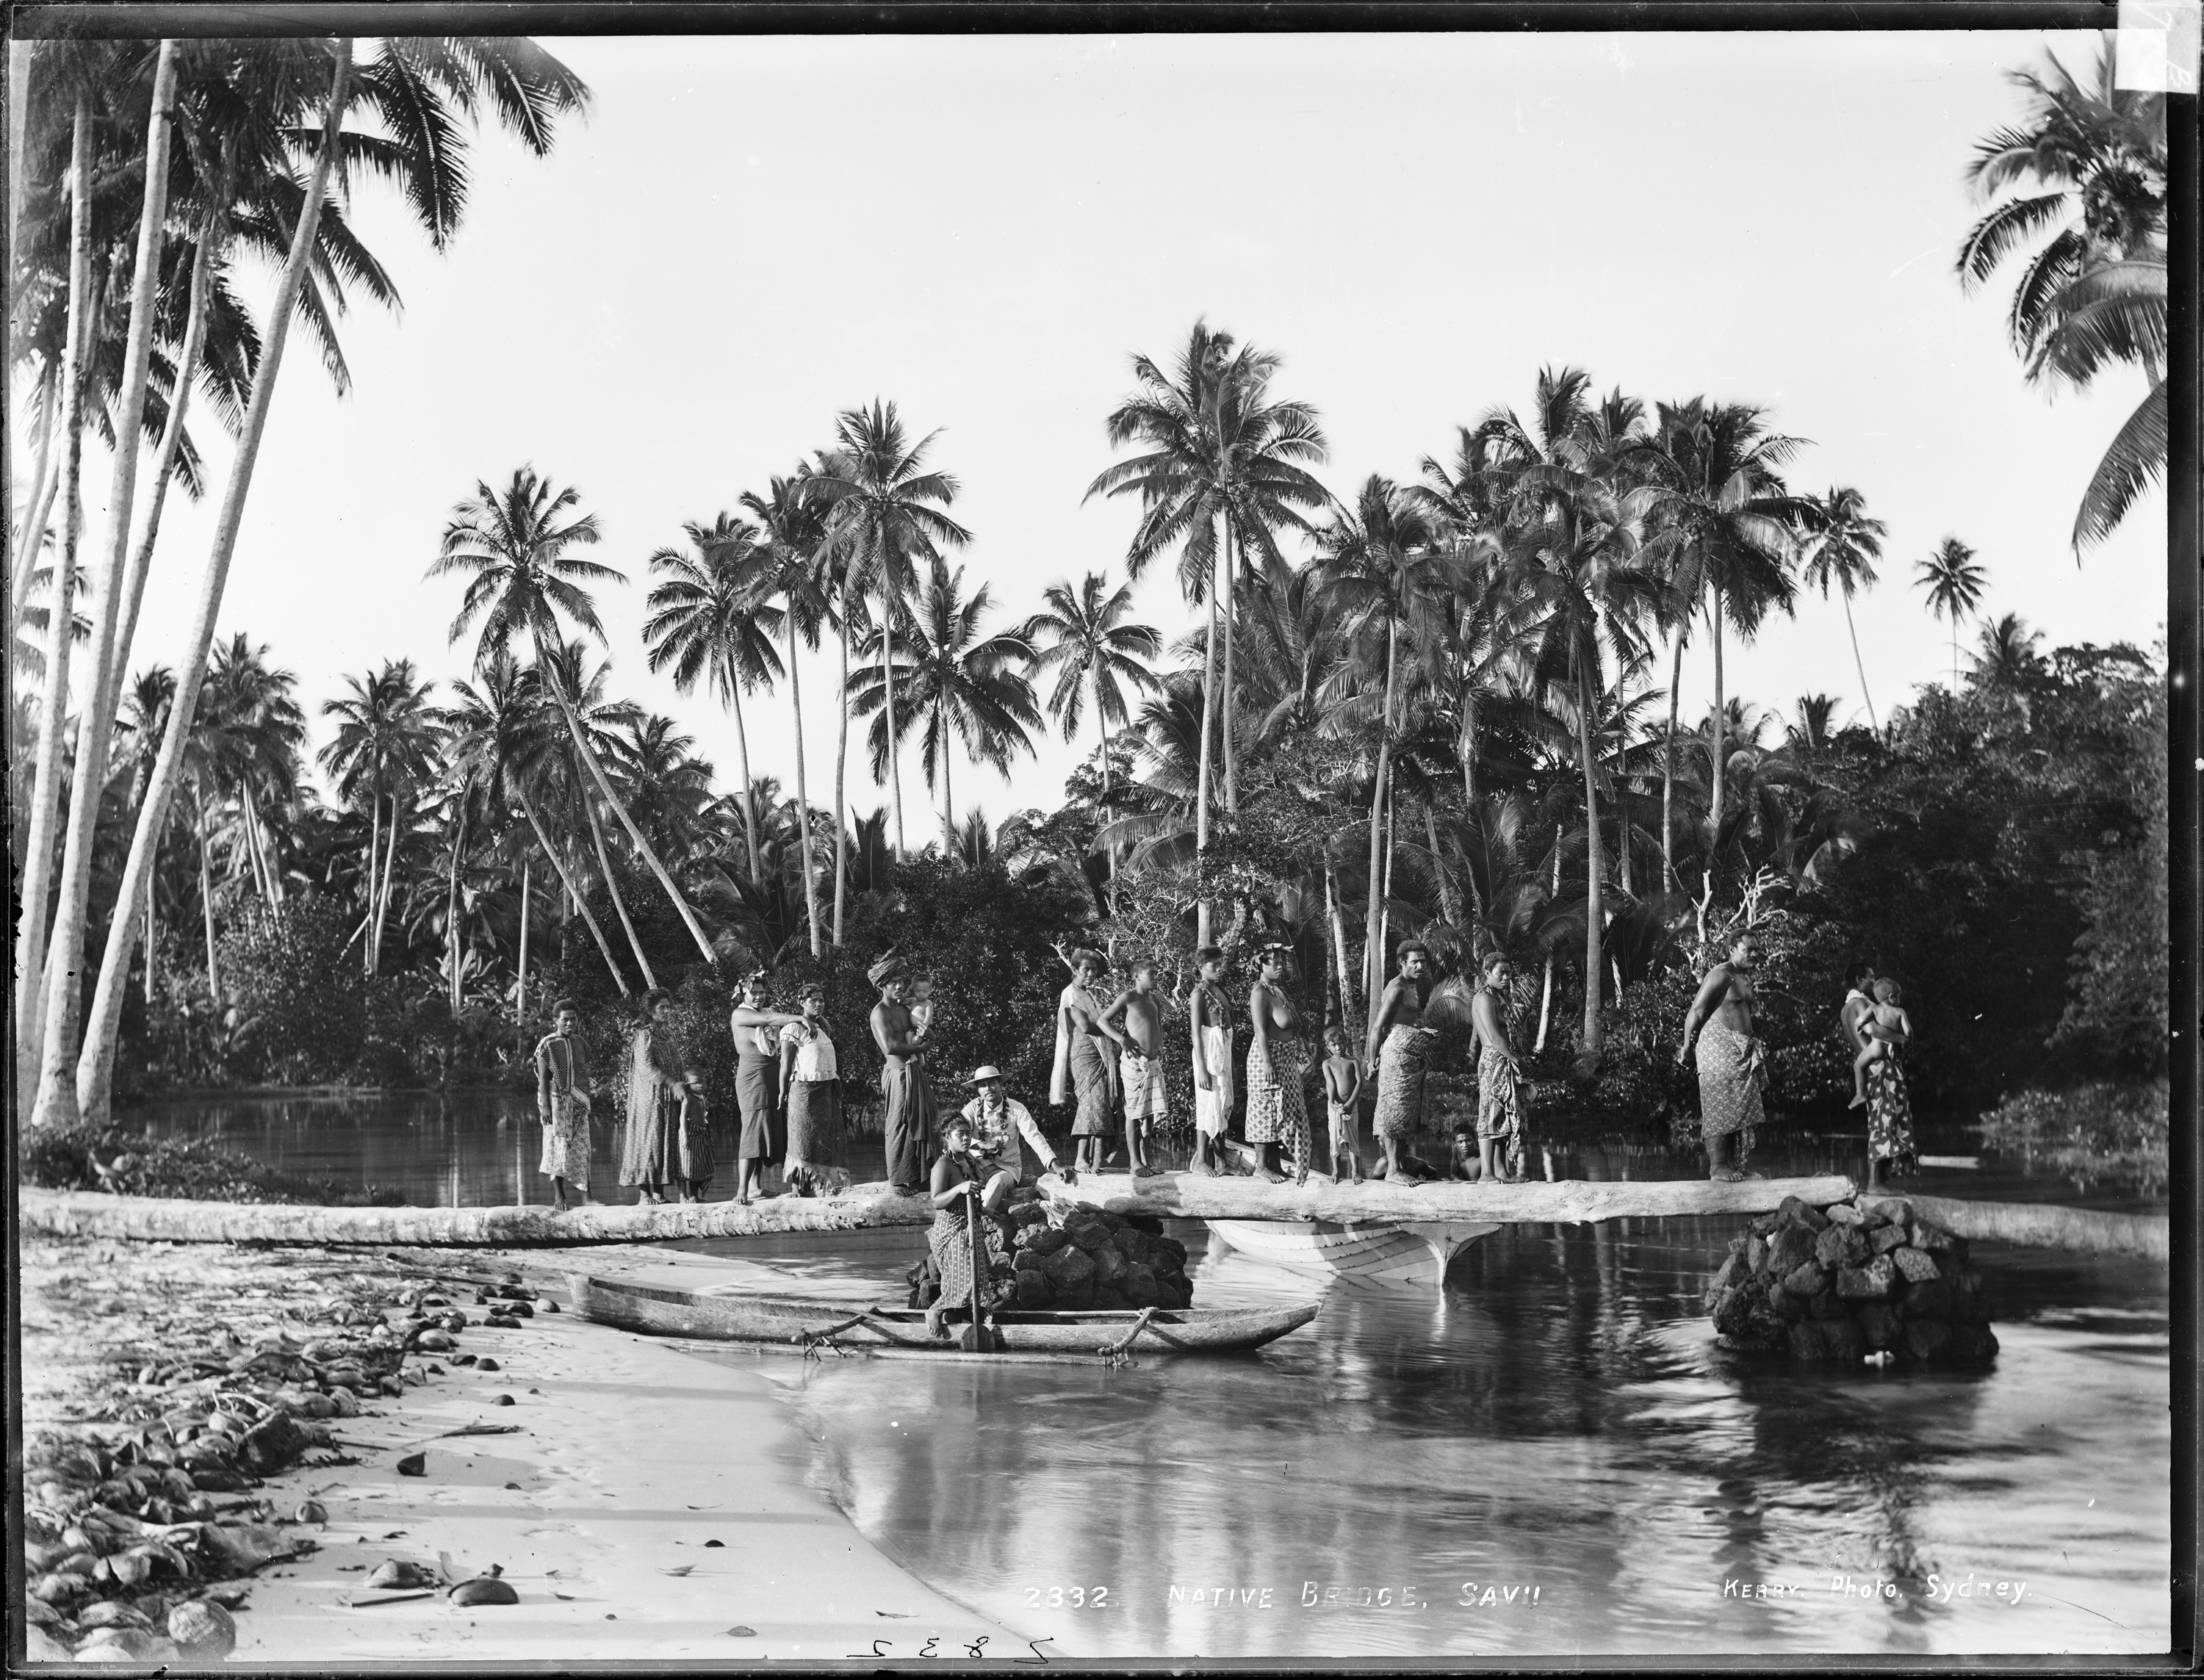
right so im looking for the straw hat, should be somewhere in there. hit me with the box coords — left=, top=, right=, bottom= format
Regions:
left=971, top=1064, right=1004, bottom=1084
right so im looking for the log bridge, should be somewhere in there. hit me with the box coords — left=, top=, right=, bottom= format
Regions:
left=20, top=1171, right=1857, bottom=1263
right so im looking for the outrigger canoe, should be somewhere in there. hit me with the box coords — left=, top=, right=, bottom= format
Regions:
left=567, top=1273, right=1319, bottom=1357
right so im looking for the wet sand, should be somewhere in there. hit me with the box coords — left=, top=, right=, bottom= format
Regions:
left=21, top=1236, right=1009, bottom=1663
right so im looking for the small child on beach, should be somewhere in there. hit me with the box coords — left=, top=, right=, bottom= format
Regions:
left=1319, top=1029, right=1364, bottom=1183
left=1848, top=978, right=1911, bottom=1109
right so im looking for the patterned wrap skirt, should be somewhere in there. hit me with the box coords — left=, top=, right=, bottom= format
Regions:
left=1865, top=1052, right=1917, bottom=1164
left=1069, top=1032, right=1114, bottom=1136
left=1372, top=1024, right=1430, bottom=1140
left=1244, top=1032, right=1309, bottom=1166
left=540, top=1092, right=591, bottom=1189
left=929, top=1205, right=1009, bottom=1313
left=1477, top=1043, right=1527, bottom=1178
left=1695, top=1019, right=1768, bottom=1161
left=784, top=1078, right=845, bottom=1187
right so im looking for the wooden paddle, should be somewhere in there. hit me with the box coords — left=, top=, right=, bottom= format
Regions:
left=959, top=1182, right=996, bottom=1352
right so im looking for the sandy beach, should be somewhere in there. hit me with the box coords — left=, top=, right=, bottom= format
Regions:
left=20, top=1236, right=1012, bottom=1665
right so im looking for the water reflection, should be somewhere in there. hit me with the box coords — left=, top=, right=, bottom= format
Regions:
left=722, top=1222, right=2167, bottom=1660
left=111, top=1094, right=2167, bottom=1658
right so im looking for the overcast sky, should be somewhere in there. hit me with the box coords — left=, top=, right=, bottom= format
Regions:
left=42, top=26, right=2167, bottom=835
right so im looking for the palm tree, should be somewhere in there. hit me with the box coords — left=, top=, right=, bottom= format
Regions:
left=443, top=653, right=630, bottom=998
left=1499, top=462, right=1660, bottom=1062
left=537, top=637, right=656, bottom=988
left=807, top=400, right=972, bottom=874
left=848, top=559, right=1041, bottom=857
left=1084, top=320, right=1329, bottom=940
left=206, top=634, right=308, bottom=909
left=1795, top=486, right=1887, bottom=731
left=741, top=471, right=834, bottom=955
left=1635, top=397, right=1802, bottom=898
left=1915, top=537, right=1989, bottom=689
left=1023, top=569, right=1160, bottom=890
left=644, top=513, right=782, bottom=886
left=79, top=35, right=588, bottom=1125
left=318, top=658, right=438, bottom=972
left=430, top=466, right=718, bottom=964
left=1312, top=475, right=1453, bottom=1034
left=1956, top=37, right=2167, bottom=552
left=1969, top=610, right=2046, bottom=698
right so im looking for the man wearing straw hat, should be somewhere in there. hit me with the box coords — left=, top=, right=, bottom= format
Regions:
left=869, top=951, right=936, bottom=1194
left=960, top=1064, right=1071, bottom=1196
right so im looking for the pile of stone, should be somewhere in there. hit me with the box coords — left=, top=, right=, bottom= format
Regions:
left=1707, top=1193, right=1999, bottom=1367
left=1006, top=1201, right=1195, bottom=1312
left=21, top=1257, right=549, bottom=1662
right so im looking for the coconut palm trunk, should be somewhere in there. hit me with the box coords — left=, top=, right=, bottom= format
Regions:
left=881, top=577, right=905, bottom=860
left=73, top=43, right=353, bottom=1124
left=940, top=738, right=954, bottom=860
left=15, top=91, right=94, bottom=1121
left=1839, top=590, right=1878, bottom=731
left=371, top=795, right=402, bottom=973
left=1533, top=823, right=1561, bottom=1055
left=785, top=612, right=822, bottom=955
left=728, top=681, right=763, bottom=885
left=1574, top=670, right=1607, bottom=1061
left=516, top=788, right=629, bottom=996
left=1194, top=564, right=1221, bottom=947
left=831, top=584, right=853, bottom=944
left=361, top=790, right=381, bottom=972
left=107, top=190, right=219, bottom=713
left=10, top=363, right=57, bottom=616
left=586, top=791, right=657, bottom=989
left=1662, top=632, right=1684, bottom=892
left=1095, top=670, right=1117, bottom=912
left=1325, top=856, right=1355, bottom=1020
left=198, top=796, right=220, bottom=1004
left=30, top=43, right=182, bottom=1129
left=1362, top=621, right=1400, bottom=1039
left=538, top=655, right=715, bottom=962
left=516, top=854, right=530, bottom=1015
left=446, top=810, right=467, bottom=1014
left=143, top=873, right=156, bottom=1008
left=1221, top=520, right=1239, bottom=815
left=1707, top=589, right=1726, bottom=896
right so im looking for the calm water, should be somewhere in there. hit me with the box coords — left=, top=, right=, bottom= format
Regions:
left=120, top=1092, right=2171, bottom=1659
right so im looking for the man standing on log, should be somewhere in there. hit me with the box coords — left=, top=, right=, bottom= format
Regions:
left=871, top=953, right=936, bottom=1194
left=1366, top=940, right=1436, bottom=1183
left=1184, top=946, right=1234, bottom=1177
left=1471, top=953, right=1527, bottom=1183
left=1677, top=934, right=1769, bottom=1183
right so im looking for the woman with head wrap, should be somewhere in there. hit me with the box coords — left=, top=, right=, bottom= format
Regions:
left=870, top=952, right=937, bottom=1194
left=730, top=970, right=802, bottom=1205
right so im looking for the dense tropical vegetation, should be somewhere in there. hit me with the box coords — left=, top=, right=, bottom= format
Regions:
left=10, top=34, right=2165, bottom=1175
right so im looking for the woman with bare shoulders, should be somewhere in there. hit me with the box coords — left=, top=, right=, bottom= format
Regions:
left=1242, top=942, right=1311, bottom=1185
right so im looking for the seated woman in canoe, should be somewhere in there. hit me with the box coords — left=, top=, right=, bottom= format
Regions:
left=926, top=1112, right=1012, bottom=1340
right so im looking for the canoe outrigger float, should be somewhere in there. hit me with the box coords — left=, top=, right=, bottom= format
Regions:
left=567, top=1273, right=1319, bottom=1359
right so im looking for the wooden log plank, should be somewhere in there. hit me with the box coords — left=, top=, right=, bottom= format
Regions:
left=1902, top=1194, right=2169, bottom=1261
left=21, top=1183, right=933, bottom=1247
left=1037, top=1169, right=1859, bottom=1225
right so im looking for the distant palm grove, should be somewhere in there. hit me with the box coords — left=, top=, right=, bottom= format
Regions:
left=8, top=35, right=2167, bottom=1175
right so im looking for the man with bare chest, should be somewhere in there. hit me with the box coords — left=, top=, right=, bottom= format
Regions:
left=1677, top=934, right=1769, bottom=1182
left=1101, top=959, right=1169, bottom=1176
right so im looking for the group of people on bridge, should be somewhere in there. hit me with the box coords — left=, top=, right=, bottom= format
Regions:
left=525, top=929, right=1920, bottom=1216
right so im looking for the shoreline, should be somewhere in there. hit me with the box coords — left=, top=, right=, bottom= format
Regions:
left=19, top=1234, right=1015, bottom=1663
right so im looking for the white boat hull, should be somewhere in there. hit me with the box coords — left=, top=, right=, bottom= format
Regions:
left=1205, top=1219, right=1501, bottom=1285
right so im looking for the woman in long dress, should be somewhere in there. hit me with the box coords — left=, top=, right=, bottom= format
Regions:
left=924, top=1113, right=1010, bottom=1339
left=621, top=989, right=700, bottom=1204
left=1243, top=942, right=1310, bottom=1185
left=533, top=998, right=595, bottom=1211
left=730, top=972, right=801, bottom=1205
left=778, top=981, right=846, bottom=1197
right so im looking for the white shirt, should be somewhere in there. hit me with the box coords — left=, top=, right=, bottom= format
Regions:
left=779, top=1019, right=838, bottom=1082
left=961, top=1094, right=1056, bottom=1176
